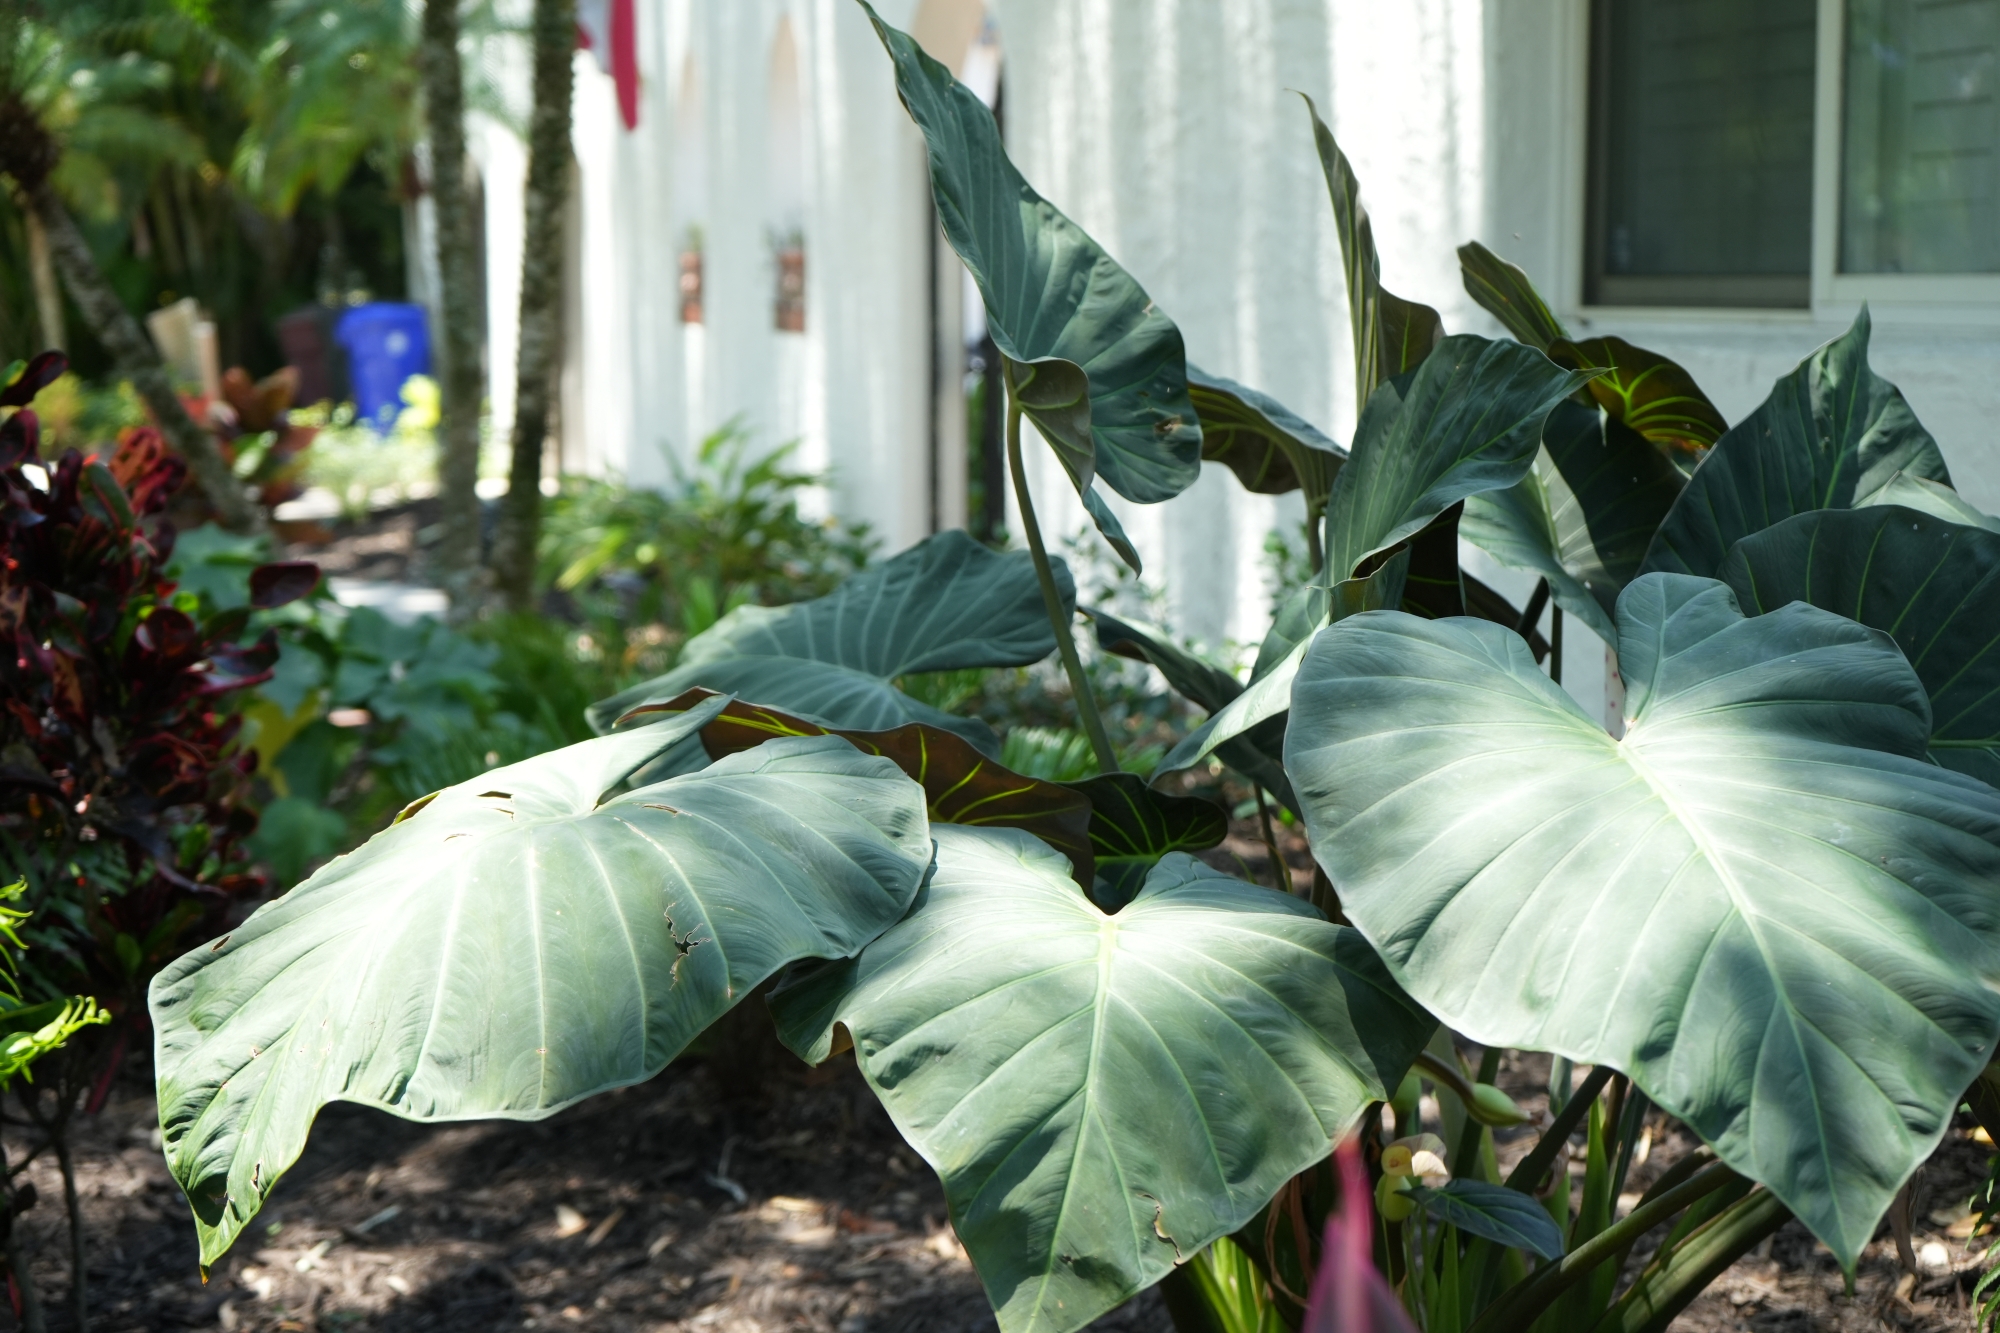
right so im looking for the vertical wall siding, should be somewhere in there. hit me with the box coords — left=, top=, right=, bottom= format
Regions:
left=995, top=0, right=1487, bottom=654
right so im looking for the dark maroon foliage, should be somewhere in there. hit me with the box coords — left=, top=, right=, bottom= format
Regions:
left=0, top=357, right=311, bottom=1024
left=0, top=352, right=67, bottom=409
left=249, top=560, right=321, bottom=609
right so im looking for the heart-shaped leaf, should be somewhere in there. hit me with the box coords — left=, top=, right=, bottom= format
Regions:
left=1304, top=96, right=1443, bottom=400
left=151, top=704, right=933, bottom=1265
left=588, top=530, right=1069, bottom=752
left=1547, top=335, right=1727, bottom=459
left=1456, top=242, right=1567, bottom=352
left=1061, top=772, right=1227, bottom=907
left=860, top=3, right=1201, bottom=568
left=1721, top=505, right=2000, bottom=786
left=1642, top=309, right=1950, bottom=579
left=619, top=688, right=1095, bottom=883
left=1322, top=336, right=1594, bottom=585
left=1286, top=573, right=2000, bottom=1267
left=769, top=826, right=1432, bottom=1333
left=1406, top=1180, right=1565, bottom=1260
left=1188, top=364, right=1346, bottom=512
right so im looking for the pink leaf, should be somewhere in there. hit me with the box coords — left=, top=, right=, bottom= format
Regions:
left=1301, top=1139, right=1419, bottom=1333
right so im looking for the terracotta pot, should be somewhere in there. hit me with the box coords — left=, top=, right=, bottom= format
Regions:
left=774, top=247, right=805, bottom=332
left=679, top=250, right=704, bottom=324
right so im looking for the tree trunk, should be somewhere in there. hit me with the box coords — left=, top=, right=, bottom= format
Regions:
left=24, top=182, right=263, bottom=534
left=22, top=209, right=61, bottom=352
left=419, top=0, right=487, bottom=613
left=489, top=0, right=577, bottom=610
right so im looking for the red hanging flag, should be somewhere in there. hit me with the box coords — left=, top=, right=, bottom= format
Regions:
left=577, top=0, right=640, bottom=130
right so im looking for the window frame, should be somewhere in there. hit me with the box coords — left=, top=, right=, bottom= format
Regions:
left=1569, top=0, right=2000, bottom=321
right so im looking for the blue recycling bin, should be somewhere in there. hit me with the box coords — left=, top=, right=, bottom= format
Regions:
left=335, top=303, right=432, bottom=431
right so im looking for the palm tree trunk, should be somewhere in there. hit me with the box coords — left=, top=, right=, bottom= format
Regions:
left=25, top=181, right=261, bottom=535
left=419, top=0, right=487, bottom=613
left=22, top=209, right=61, bottom=352
left=489, top=0, right=577, bottom=610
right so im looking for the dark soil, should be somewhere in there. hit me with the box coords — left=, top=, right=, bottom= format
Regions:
left=17, top=1030, right=1987, bottom=1333
left=18, top=1050, right=1170, bottom=1333
left=276, top=498, right=442, bottom=586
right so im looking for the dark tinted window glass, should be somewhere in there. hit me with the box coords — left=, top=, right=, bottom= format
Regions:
left=1843, top=0, right=2000, bottom=273
left=1588, top=0, right=1818, bottom=306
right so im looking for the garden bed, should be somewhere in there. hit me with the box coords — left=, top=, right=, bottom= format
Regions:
left=10, top=959, right=1985, bottom=1333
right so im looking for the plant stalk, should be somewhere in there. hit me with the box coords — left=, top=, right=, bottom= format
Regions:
left=1253, top=787, right=1288, bottom=893
left=1468, top=1159, right=1737, bottom=1333
left=1505, top=1063, right=1614, bottom=1194
left=1588, top=1187, right=1790, bottom=1333
left=1004, top=395, right=1119, bottom=774
left=52, top=1131, right=81, bottom=1333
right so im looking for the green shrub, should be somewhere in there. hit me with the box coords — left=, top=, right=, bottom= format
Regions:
left=540, top=422, right=875, bottom=662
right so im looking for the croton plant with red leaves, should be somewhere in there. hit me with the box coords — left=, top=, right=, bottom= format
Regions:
left=0, top=352, right=318, bottom=1036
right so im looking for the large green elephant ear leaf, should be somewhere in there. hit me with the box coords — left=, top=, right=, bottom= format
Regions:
left=1061, top=772, right=1227, bottom=908
left=769, top=825, right=1432, bottom=1333
left=1303, top=95, right=1444, bottom=399
left=1546, top=334, right=1727, bottom=463
left=1322, top=335, right=1594, bottom=584
left=152, top=705, right=934, bottom=1267
left=1721, top=506, right=2000, bottom=786
left=586, top=530, right=1068, bottom=752
left=1461, top=401, right=1686, bottom=644
left=1456, top=241, right=1568, bottom=351
left=1642, top=308, right=1951, bottom=579
left=616, top=687, right=1097, bottom=884
left=1188, top=363, right=1345, bottom=513
left=1286, top=573, right=2000, bottom=1269
left=859, top=4, right=1201, bottom=569
left=1860, top=470, right=2000, bottom=534
left=1462, top=464, right=1616, bottom=643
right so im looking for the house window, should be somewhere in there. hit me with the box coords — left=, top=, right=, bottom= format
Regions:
left=1841, top=0, right=2000, bottom=274
left=1586, top=0, right=2000, bottom=307
left=1587, top=0, right=1819, bottom=307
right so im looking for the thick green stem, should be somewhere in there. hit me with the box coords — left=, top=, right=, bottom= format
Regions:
left=1588, top=1187, right=1790, bottom=1333
left=1253, top=787, right=1287, bottom=893
left=1469, top=1160, right=1738, bottom=1333
left=1005, top=396, right=1119, bottom=774
left=1505, top=1063, right=1615, bottom=1194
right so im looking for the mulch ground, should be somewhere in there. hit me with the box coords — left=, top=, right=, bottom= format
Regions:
left=4, top=822, right=1993, bottom=1333
left=22, top=1050, right=1168, bottom=1333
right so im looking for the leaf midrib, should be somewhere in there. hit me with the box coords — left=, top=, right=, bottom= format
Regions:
left=1617, top=729, right=1843, bottom=1242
